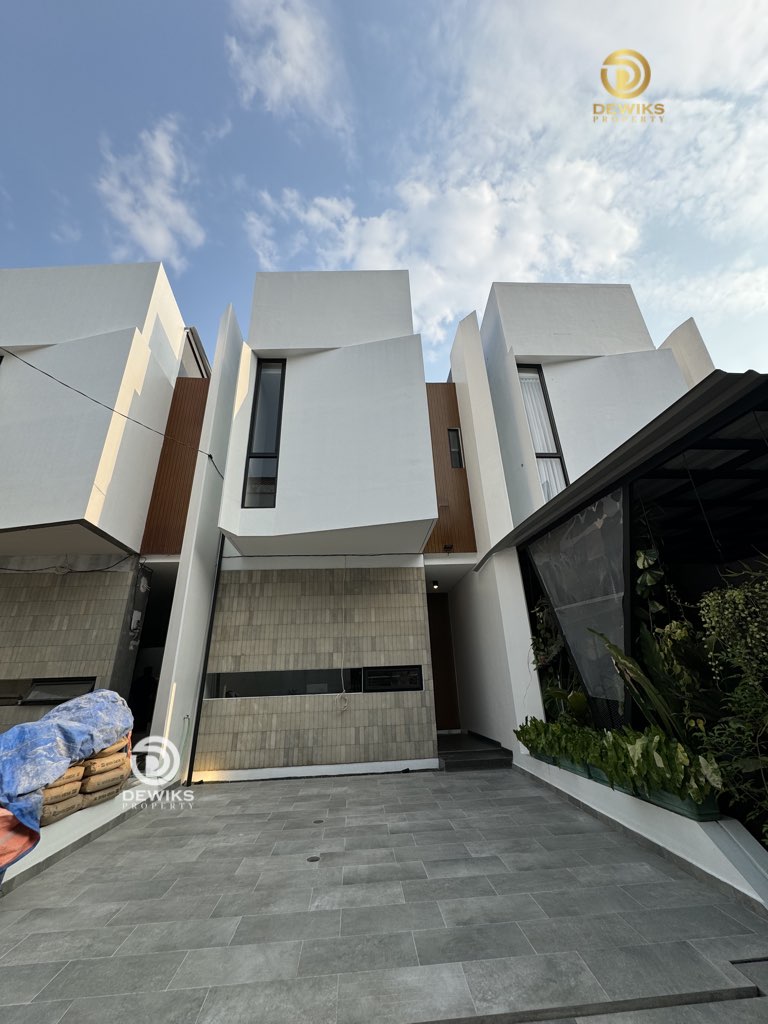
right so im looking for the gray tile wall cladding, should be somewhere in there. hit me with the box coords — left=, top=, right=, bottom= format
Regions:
left=0, top=565, right=138, bottom=701
left=197, top=568, right=438, bottom=771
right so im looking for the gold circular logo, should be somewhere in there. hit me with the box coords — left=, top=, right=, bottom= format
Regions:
left=601, top=50, right=651, bottom=99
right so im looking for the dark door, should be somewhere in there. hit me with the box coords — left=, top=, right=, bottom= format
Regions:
left=427, top=594, right=460, bottom=730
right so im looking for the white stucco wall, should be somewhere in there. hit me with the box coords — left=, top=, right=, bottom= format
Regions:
left=153, top=306, right=244, bottom=777
left=221, top=271, right=436, bottom=555
left=542, top=348, right=688, bottom=482
left=450, top=313, right=513, bottom=557
left=660, top=317, right=715, bottom=389
left=489, top=282, right=654, bottom=360
left=250, top=270, right=413, bottom=353
left=450, top=548, right=543, bottom=752
left=0, top=263, right=186, bottom=552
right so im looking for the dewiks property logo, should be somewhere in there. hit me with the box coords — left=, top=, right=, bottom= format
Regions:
left=593, top=50, right=665, bottom=124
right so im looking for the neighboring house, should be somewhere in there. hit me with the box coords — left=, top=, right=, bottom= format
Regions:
left=0, top=262, right=209, bottom=733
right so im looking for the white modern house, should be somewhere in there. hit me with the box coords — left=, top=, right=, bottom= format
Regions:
left=6, top=260, right=767, bottom=907
left=0, top=263, right=208, bottom=734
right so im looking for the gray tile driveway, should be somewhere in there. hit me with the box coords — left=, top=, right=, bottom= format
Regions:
left=1, top=768, right=767, bottom=1023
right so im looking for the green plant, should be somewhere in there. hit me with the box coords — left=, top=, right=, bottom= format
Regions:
left=514, top=716, right=722, bottom=805
left=699, top=566, right=768, bottom=845
left=530, top=598, right=589, bottom=723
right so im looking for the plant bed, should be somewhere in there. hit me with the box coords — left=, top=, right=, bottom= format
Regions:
left=531, top=751, right=556, bottom=766
left=587, top=764, right=611, bottom=786
left=641, top=788, right=720, bottom=822
left=556, top=756, right=589, bottom=778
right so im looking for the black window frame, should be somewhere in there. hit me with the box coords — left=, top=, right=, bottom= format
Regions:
left=447, top=427, right=464, bottom=469
left=242, top=358, right=287, bottom=508
left=517, top=363, right=570, bottom=489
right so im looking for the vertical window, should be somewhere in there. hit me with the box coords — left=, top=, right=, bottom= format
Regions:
left=447, top=427, right=464, bottom=469
left=518, top=366, right=568, bottom=501
left=243, top=360, right=285, bottom=508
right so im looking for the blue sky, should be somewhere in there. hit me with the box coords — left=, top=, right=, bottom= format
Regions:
left=2, top=0, right=768, bottom=380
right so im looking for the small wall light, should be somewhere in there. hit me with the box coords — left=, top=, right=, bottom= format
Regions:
left=431, top=580, right=439, bottom=590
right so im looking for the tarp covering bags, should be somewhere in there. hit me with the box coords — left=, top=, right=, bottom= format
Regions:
left=0, top=690, right=133, bottom=875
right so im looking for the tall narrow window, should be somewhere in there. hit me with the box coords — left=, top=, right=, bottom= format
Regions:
left=518, top=366, right=568, bottom=501
left=447, top=427, right=464, bottom=469
left=243, top=360, right=285, bottom=508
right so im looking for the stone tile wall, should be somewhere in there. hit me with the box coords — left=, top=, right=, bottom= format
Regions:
left=196, top=567, right=438, bottom=771
left=0, top=562, right=139, bottom=732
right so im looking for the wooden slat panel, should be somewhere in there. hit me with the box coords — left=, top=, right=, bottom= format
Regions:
left=424, top=383, right=477, bottom=554
left=140, top=378, right=209, bottom=555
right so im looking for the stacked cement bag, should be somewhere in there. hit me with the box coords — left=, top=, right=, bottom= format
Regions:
left=40, top=735, right=131, bottom=827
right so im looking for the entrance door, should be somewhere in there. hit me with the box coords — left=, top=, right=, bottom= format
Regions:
left=427, top=594, right=460, bottom=730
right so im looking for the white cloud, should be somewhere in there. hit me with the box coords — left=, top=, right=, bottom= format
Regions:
left=96, top=116, right=205, bottom=272
left=243, top=0, right=768, bottom=365
left=226, top=0, right=350, bottom=140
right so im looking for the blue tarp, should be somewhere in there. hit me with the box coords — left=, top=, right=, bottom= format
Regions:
left=0, top=690, right=133, bottom=870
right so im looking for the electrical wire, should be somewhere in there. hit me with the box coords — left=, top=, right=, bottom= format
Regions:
left=0, top=553, right=138, bottom=574
left=0, top=346, right=225, bottom=480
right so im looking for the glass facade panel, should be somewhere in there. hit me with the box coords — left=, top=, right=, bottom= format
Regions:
left=250, top=363, right=283, bottom=453
left=519, top=369, right=557, bottom=454
left=537, top=458, right=567, bottom=501
left=244, top=456, right=278, bottom=508
left=448, top=428, right=463, bottom=468
left=205, top=665, right=423, bottom=698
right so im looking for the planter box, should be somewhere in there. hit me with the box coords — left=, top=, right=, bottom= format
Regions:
left=642, top=788, right=720, bottom=822
left=587, top=764, right=611, bottom=787
left=555, top=756, right=589, bottom=778
left=530, top=751, right=557, bottom=766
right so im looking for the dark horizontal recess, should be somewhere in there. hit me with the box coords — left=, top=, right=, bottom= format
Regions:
left=206, top=665, right=423, bottom=698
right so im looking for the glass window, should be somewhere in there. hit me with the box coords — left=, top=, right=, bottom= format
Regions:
left=448, top=428, right=464, bottom=469
left=518, top=366, right=568, bottom=501
left=243, top=360, right=285, bottom=508
left=204, top=665, right=423, bottom=698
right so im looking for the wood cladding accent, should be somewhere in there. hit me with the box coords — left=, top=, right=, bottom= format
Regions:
left=424, top=383, right=477, bottom=554
left=141, top=378, right=209, bottom=555
left=428, top=594, right=461, bottom=730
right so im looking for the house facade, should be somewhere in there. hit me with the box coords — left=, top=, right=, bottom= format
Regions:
left=0, top=263, right=714, bottom=781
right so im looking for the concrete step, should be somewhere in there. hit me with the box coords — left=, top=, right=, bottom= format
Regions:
left=439, top=748, right=513, bottom=771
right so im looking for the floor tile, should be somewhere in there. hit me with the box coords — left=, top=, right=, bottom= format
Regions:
left=490, top=868, right=580, bottom=894
left=344, top=835, right=416, bottom=850
left=621, top=905, right=758, bottom=943
left=318, top=850, right=396, bottom=866
left=423, top=855, right=509, bottom=879
left=310, top=881, right=404, bottom=910
left=336, top=963, right=476, bottom=1024
left=153, top=857, right=245, bottom=879
left=299, top=931, right=418, bottom=976
left=59, top=989, right=206, bottom=1024
left=0, top=1002, right=70, bottom=1024
left=463, top=950, right=608, bottom=1016
left=116, top=916, right=239, bottom=954
left=395, top=844, right=473, bottom=862
left=341, top=901, right=445, bottom=936
left=342, top=862, right=427, bottom=884
left=0, top=963, right=69, bottom=1006
left=0, top=905, right=125, bottom=937
left=212, top=888, right=311, bottom=917
left=691, top=934, right=768, bottom=963
left=439, top=893, right=547, bottom=927
left=533, top=886, right=644, bottom=919
left=74, top=880, right=174, bottom=904
left=579, top=940, right=749, bottom=1000
left=415, top=920, right=534, bottom=964
left=570, top=862, right=675, bottom=887
left=232, top=910, right=340, bottom=944
left=402, top=875, right=495, bottom=902
left=0, top=926, right=134, bottom=965
left=621, top=881, right=726, bottom=909
left=105, top=894, right=222, bottom=925
left=169, top=940, right=301, bottom=988
left=34, top=952, right=185, bottom=1001
left=520, top=913, right=647, bottom=954
left=196, top=974, right=337, bottom=1024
